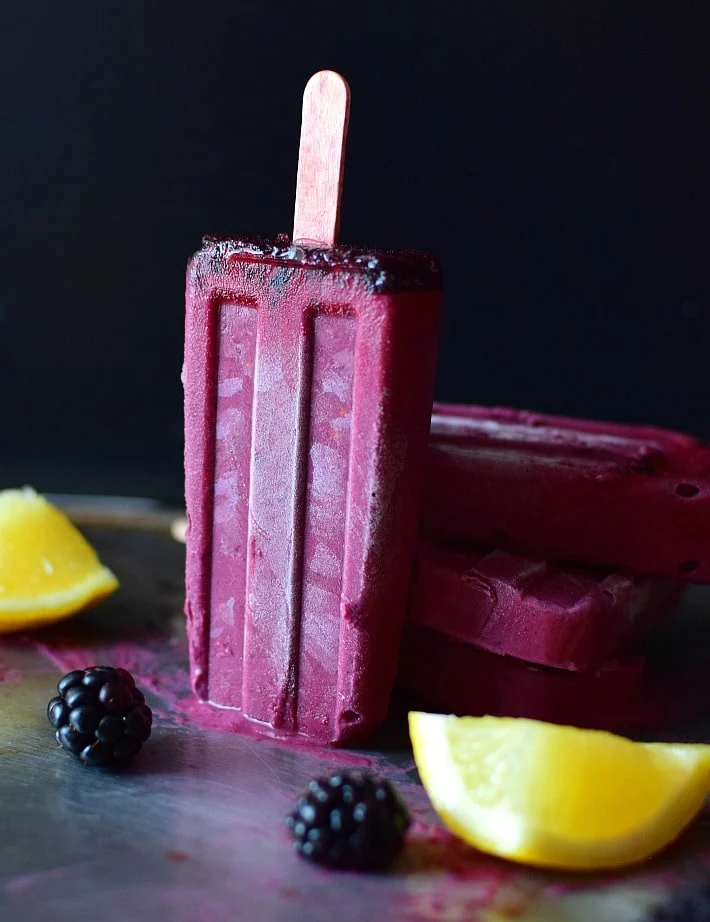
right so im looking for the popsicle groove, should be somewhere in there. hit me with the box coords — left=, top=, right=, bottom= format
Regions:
left=208, top=302, right=258, bottom=708
left=298, top=310, right=356, bottom=736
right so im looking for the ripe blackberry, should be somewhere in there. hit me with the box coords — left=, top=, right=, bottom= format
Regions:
left=648, top=881, right=710, bottom=921
left=286, top=770, right=411, bottom=871
left=47, top=666, right=152, bottom=767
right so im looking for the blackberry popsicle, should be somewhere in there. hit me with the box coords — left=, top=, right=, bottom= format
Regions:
left=183, top=72, right=442, bottom=744
left=407, top=541, right=682, bottom=672
left=423, top=403, right=710, bottom=581
left=398, top=622, right=647, bottom=731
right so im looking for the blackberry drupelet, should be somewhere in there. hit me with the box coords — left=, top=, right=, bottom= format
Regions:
left=47, top=666, right=152, bottom=767
left=648, top=881, right=710, bottom=921
left=286, top=770, right=411, bottom=871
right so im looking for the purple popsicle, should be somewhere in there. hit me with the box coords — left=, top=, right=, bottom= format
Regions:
left=423, top=404, right=710, bottom=582
left=183, top=73, right=441, bottom=744
left=398, top=622, right=647, bottom=732
left=408, top=542, right=682, bottom=672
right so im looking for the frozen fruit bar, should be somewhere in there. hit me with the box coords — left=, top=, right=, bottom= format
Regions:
left=184, top=73, right=441, bottom=744
left=184, top=238, right=440, bottom=743
left=397, top=623, right=645, bottom=732
left=423, top=404, right=710, bottom=582
left=408, top=542, right=682, bottom=671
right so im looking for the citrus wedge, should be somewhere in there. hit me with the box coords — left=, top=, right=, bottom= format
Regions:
left=0, top=487, right=119, bottom=632
left=409, top=712, right=710, bottom=871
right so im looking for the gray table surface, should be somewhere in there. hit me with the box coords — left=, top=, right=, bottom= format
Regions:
left=0, top=524, right=709, bottom=922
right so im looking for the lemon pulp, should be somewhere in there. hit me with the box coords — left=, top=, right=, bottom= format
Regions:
left=0, top=487, right=119, bottom=632
left=409, top=712, right=710, bottom=870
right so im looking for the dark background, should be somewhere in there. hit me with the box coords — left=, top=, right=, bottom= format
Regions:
left=0, top=2, right=708, bottom=505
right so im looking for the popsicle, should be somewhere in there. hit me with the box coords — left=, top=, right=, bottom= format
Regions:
left=423, top=404, right=710, bottom=582
left=408, top=542, right=682, bottom=671
left=397, top=622, right=646, bottom=732
left=183, top=72, right=442, bottom=744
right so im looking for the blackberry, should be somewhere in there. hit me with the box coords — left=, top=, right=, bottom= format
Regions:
left=648, top=881, right=710, bottom=921
left=286, top=770, right=411, bottom=871
left=47, top=666, right=152, bottom=767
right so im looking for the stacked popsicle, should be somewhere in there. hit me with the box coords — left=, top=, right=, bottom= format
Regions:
left=183, top=71, right=706, bottom=745
left=396, top=404, right=710, bottom=729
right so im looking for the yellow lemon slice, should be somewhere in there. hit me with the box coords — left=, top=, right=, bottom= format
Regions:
left=0, top=487, right=119, bottom=632
left=409, top=712, right=710, bottom=871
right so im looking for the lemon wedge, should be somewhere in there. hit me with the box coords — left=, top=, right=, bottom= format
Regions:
left=0, top=487, right=119, bottom=632
left=409, top=712, right=710, bottom=871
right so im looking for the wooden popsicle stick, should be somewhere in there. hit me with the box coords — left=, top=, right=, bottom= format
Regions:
left=293, top=70, right=351, bottom=247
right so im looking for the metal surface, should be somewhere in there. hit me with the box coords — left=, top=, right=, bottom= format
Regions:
left=0, top=526, right=709, bottom=921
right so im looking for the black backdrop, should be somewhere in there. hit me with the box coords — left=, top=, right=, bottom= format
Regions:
left=1, top=2, right=708, bottom=503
